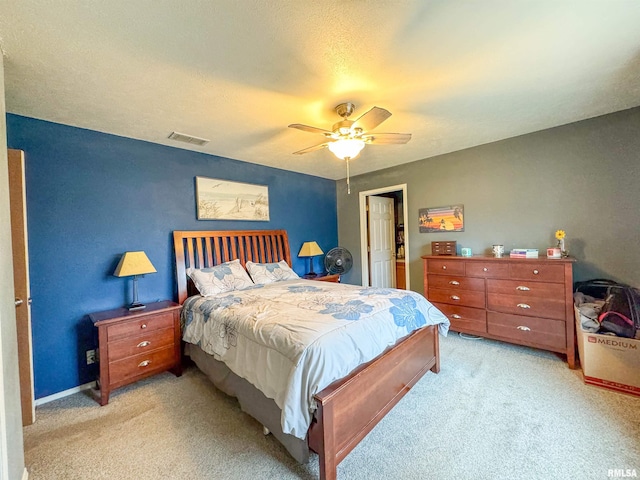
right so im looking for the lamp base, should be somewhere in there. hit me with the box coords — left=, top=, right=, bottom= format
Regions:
left=128, top=302, right=146, bottom=311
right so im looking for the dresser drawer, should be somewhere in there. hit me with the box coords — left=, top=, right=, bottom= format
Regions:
left=108, top=327, right=175, bottom=362
left=428, top=274, right=485, bottom=292
left=109, top=346, right=176, bottom=386
left=509, top=263, right=565, bottom=283
left=435, top=303, right=486, bottom=334
left=487, top=279, right=565, bottom=299
left=487, top=312, right=566, bottom=351
left=487, top=292, right=566, bottom=320
left=429, top=288, right=485, bottom=308
left=465, top=262, right=510, bottom=278
left=107, top=312, right=175, bottom=341
left=427, top=259, right=465, bottom=275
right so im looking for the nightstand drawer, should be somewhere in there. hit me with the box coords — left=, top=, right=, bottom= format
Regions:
left=106, top=312, right=174, bottom=341
left=109, top=346, right=176, bottom=386
left=108, top=327, right=175, bottom=361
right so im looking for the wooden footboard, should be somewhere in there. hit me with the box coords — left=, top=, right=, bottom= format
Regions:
left=308, top=324, right=440, bottom=480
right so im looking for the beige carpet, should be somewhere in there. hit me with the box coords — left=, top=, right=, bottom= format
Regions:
left=24, top=334, right=640, bottom=479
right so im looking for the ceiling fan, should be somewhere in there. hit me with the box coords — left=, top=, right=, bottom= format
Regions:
left=288, top=103, right=411, bottom=193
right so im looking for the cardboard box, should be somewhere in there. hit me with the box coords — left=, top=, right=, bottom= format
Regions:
left=575, top=306, right=640, bottom=397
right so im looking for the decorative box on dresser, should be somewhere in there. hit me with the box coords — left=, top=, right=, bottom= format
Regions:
left=422, top=255, right=576, bottom=368
left=90, top=300, right=183, bottom=405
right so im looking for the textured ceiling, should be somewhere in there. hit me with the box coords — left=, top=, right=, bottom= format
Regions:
left=2, top=1, right=640, bottom=180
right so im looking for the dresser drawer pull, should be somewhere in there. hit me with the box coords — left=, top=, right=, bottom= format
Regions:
left=516, top=286, right=530, bottom=291
left=138, top=360, right=151, bottom=368
left=141, top=324, right=147, bottom=329
left=449, top=280, right=460, bottom=285
left=451, top=314, right=462, bottom=319
left=442, top=265, right=447, bottom=270
left=533, top=270, right=539, bottom=275
left=483, top=267, right=488, bottom=272
left=517, top=303, right=531, bottom=309
left=137, top=341, right=151, bottom=348
left=516, top=325, right=531, bottom=331
left=450, top=295, right=460, bottom=301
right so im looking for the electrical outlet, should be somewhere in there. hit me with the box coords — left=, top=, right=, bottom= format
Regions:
left=86, top=349, right=96, bottom=365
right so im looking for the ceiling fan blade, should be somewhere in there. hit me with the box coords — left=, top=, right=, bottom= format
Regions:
left=364, top=133, right=412, bottom=144
left=351, top=107, right=392, bottom=132
left=292, top=142, right=330, bottom=155
left=288, top=123, right=333, bottom=136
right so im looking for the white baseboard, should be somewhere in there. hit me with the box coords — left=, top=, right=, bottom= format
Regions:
left=22, top=467, right=28, bottom=480
left=34, top=381, right=96, bottom=406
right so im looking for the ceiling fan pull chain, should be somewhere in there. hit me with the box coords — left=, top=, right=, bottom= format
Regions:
left=346, top=156, right=351, bottom=194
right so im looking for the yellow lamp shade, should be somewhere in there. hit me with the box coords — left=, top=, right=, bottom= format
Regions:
left=298, top=241, right=323, bottom=257
left=113, top=251, right=157, bottom=277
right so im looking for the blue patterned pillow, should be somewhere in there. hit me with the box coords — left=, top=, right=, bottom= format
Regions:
left=245, top=260, right=299, bottom=285
left=187, top=259, right=254, bottom=296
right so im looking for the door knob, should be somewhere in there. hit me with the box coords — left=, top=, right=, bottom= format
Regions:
left=15, top=298, right=23, bottom=307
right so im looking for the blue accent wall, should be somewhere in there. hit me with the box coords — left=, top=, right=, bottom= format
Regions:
left=7, top=114, right=338, bottom=398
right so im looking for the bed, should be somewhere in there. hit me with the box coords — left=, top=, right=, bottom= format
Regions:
left=173, top=229, right=449, bottom=480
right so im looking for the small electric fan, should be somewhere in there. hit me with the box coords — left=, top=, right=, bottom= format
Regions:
left=324, top=247, right=353, bottom=276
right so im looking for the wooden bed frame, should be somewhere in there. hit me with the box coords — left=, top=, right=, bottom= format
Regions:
left=173, top=229, right=441, bottom=480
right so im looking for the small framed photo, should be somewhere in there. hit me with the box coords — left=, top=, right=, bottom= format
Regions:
left=419, top=204, right=464, bottom=233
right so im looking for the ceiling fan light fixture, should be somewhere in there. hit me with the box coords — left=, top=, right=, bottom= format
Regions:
left=328, top=138, right=365, bottom=160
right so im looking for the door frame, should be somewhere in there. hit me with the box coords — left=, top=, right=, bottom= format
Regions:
left=359, top=184, right=409, bottom=288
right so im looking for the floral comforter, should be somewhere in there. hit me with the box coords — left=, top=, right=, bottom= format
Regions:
left=181, top=279, right=449, bottom=439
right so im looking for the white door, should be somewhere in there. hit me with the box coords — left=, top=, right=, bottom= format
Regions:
left=8, top=149, right=35, bottom=426
left=368, top=196, right=395, bottom=288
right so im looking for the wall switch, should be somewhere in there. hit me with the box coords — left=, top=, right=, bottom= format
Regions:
left=86, top=349, right=96, bottom=365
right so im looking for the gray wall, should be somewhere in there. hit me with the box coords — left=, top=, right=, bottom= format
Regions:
left=338, top=107, right=640, bottom=292
left=0, top=53, right=26, bottom=479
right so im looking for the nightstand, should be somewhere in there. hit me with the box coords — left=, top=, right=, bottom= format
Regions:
left=89, top=300, right=182, bottom=405
left=303, top=273, right=340, bottom=282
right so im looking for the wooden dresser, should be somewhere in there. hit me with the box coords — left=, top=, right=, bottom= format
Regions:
left=90, top=300, right=183, bottom=405
left=422, top=255, right=576, bottom=368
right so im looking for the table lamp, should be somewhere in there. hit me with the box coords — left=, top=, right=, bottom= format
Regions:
left=298, top=241, right=323, bottom=277
left=113, top=251, right=157, bottom=310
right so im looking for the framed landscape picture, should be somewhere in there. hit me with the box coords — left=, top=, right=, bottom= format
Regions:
left=196, top=177, right=270, bottom=221
left=419, top=204, right=464, bottom=233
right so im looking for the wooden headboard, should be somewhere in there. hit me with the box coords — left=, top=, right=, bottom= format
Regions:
left=173, top=229, right=292, bottom=304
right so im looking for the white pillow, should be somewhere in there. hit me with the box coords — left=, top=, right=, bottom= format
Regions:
left=245, top=260, right=299, bottom=285
left=187, top=259, right=254, bottom=296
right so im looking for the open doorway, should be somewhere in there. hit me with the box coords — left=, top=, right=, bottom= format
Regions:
left=358, top=184, right=408, bottom=289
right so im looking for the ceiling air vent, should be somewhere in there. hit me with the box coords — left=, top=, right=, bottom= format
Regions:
left=168, top=131, right=210, bottom=146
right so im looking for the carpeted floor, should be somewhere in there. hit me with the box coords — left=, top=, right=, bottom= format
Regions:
left=24, top=334, right=640, bottom=479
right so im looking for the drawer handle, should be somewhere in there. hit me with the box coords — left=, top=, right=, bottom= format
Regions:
left=517, top=325, right=531, bottom=331
left=517, top=303, right=531, bottom=309
left=450, top=295, right=460, bottom=301
left=483, top=267, right=488, bottom=272
left=137, top=341, right=151, bottom=348
left=451, top=314, right=462, bottom=319
left=449, top=280, right=460, bottom=285
left=533, top=269, right=539, bottom=275
left=516, top=286, right=530, bottom=291
left=442, top=266, right=447, bottom=270
left=140, top=324, right=147, bottom=329
left=138, top=360, right=151, bottom=368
